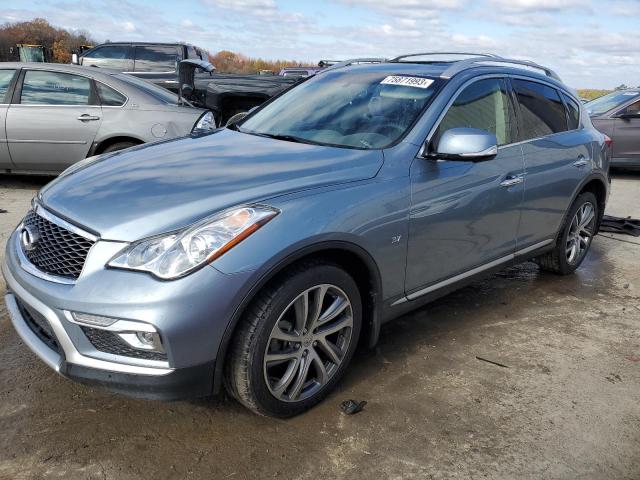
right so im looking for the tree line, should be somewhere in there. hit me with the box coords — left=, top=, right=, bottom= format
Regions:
left=0, top=18, right=313, bottom=73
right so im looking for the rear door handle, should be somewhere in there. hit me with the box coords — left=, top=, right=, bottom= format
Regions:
left=573, top=156, right=589, bottom=168
left=500, top=175, right=524, bottom=188
left=77, top=114, right=100, bottom=121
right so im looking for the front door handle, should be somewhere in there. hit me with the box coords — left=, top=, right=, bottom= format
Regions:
left=500, top=175, right=524, bottom=188
left=77, top=114, right=100, bottom=121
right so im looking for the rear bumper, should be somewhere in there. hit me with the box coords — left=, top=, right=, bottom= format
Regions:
left=611, top=158, right=640, bottom=169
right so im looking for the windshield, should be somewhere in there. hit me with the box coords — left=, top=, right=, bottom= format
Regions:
left=586, top=90, right=640, bottom=116
left=112, top=73, right=179, bottom=105
left=239, top=69, right=439, bottom=149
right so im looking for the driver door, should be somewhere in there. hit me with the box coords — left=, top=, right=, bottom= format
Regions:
left=405, top=77, right=525, bottom=296
left=611, top=99, right=640, bottom=164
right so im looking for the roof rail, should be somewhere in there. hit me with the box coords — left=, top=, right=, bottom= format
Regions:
left=441, top=57, right=562, bottom=81
left=390, top=52, right=500, bottom=62
left=319, top=57, right=387, bottom=73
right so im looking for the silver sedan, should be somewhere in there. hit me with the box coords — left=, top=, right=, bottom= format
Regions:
left=0, top=63, right=214, bottom=174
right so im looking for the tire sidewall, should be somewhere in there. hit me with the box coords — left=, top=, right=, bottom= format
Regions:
left=246, top=264, right=362, bottom=417
left=556, top=191, right=598, bottom=273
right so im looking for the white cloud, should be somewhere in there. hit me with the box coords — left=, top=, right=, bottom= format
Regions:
left=489, top=0, right=590, bottom=12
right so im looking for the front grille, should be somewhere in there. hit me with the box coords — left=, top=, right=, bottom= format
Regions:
left=22, top=210, right=95, bottom=279
left=16, top=299, right=60, bottom=354
left=81, top=327, right=167, bottom=361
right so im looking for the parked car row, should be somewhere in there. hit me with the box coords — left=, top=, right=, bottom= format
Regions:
left=73, top=42, right=300, bottom=125
left=2, top=52, right=611, bottom=417
left=0, top=62, right=213, bottom=174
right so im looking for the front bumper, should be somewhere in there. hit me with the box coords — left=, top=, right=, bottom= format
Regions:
left=2, top=227, right=253, bottom=399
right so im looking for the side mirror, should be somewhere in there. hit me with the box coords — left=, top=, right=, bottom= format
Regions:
left=181, top=84, right=194, bottom=98
left=71, top=53, right=79, bottom=65
left=429, top=127, right=498, bottom=161
left=616, top=111, right=640, bottom=120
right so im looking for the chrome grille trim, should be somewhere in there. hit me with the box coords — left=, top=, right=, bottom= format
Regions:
left=34, top=204, right=98, bottom=242
left=16, top=204, right=98, bottom=283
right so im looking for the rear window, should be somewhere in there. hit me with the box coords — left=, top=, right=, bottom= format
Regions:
left=134, top=46, right=178, bottom=72
left=512, top=79, right=567, bottom=140
left=96, top=82, right=127, bottom=106
left=562, top=92, right=581, bottom=130
left=113, top=73, right=178, bottom=104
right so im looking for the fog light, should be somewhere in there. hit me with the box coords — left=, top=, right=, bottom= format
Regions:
left=118, top=332, right=165, bottom=353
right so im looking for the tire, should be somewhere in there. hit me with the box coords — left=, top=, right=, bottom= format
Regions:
left=534, top=191, right=599, bottom=275
left=101, top=141, right=138, bottom=154
left=225, top=112, right=248, bottom=127
left=225, top=262, right=362, bottom=417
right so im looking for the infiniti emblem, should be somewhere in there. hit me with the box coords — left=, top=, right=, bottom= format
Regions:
left=20, top=224, right=40, bottom=252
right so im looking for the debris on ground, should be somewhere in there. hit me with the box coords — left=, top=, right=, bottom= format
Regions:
left=476, top=356, right=510, bottom=368
left=341, top=399, right=367, bottom=415
left=599, top=215, right=640, bottom=237
left=0, top=209, right=7, bottom=214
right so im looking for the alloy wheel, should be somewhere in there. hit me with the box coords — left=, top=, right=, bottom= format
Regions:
left=263, top=284, right=353, bottom=402
left=566, top=201, right=596, bottom=265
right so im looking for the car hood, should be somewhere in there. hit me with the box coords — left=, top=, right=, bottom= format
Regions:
left=39, top=129, right=383, bottom=241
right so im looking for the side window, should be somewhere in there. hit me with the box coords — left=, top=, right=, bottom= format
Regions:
left=512, top=79, right=568, bottom=140
left=134, top=46, right=178, bottom=72
left=436, top=78, right=516, bottom=146
left=21, top=71, right=91, bottom=105
left=562, top=92, right=581, bottom=130
left=82, top=45, right=133, bottom=70
left=96, top=82, right=126, bottom=106
left=619, top=100, right=640, bottom=116
left=0, top=69, right=16, bottom=102
left=186, top=45, right=200, bottom=59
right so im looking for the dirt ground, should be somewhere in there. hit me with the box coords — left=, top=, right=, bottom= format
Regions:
left=0, top=173, right=639, bottom=480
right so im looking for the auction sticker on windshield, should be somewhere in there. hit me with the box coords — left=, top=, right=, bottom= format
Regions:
left=381, top=76, right=434, bottom=89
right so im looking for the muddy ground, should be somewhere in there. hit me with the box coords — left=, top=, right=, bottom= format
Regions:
left=0, top=173, right=638, bottom=480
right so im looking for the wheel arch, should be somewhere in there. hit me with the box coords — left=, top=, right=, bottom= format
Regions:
left=572, top=173, right=608, bottom=233
left=90, top=135, right=145, bottom=156
left=212, top=240, right=383, bottom=394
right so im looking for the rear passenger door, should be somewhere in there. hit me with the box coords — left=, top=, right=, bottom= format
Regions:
left=6, top=70, right=102, bottom=172
left=511, top=78, right=591, bottom=249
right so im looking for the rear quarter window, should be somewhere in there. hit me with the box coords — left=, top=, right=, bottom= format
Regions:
left=512, top=79, right=568, bottom=140
left=562, top=92, right=581, bottom=130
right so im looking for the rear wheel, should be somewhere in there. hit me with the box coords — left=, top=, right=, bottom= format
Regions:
left=534, top=192, right=598, bottom=275
left=225, top=262, right=361, bottom=417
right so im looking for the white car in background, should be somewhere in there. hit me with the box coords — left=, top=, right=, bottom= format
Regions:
left=0, top=63, right=214, bottom=175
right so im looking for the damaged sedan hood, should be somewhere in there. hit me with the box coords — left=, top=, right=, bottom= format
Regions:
left=39, top=129, right=383, bottom=241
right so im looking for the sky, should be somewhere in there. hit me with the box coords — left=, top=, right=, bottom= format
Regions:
left=2, top=0, right=639, bottom=89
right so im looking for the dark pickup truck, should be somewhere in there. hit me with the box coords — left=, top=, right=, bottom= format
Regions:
left=74, top=42, right=299, bottom=125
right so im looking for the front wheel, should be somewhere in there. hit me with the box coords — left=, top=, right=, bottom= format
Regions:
left=225, top=262, right=362, bottom=417
left=534, top=191, right=599, bottom=275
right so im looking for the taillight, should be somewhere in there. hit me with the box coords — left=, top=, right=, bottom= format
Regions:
left=604, top=134, right=613, bottom=147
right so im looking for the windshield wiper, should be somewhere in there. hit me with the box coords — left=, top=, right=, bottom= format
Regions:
left=245, top=131, right=318, bottom=145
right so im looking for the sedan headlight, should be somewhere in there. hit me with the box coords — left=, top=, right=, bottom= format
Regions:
left=108, top=205, right=278, bottom=279
left=192, top=111, right=216, bottom=132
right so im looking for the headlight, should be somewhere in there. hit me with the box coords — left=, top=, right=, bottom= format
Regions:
left=192, top=111, right=216, bottom=132
left=108, top=205, right=278, bottom=279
